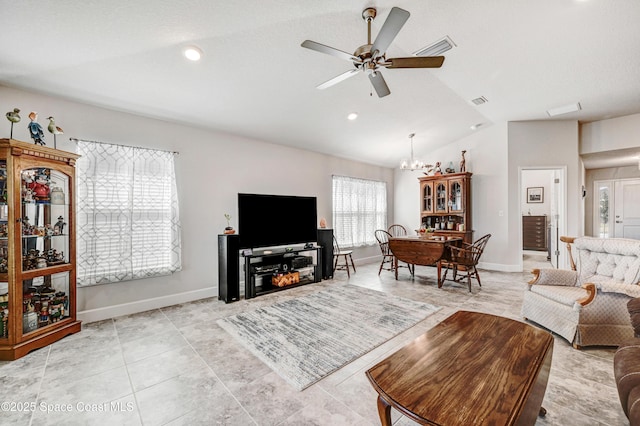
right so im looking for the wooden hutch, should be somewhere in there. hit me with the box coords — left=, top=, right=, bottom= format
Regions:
left=0, top=138, right=80, bottom=360
left=419, top=172, right=473, bottom=243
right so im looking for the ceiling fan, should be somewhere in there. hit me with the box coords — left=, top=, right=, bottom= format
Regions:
left=301, top=7, right=445, bottom=98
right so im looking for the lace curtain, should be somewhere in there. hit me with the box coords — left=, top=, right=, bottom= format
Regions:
left=332, top=175, right=387, bottom=247
left=75, top=140, right=182, bottom=286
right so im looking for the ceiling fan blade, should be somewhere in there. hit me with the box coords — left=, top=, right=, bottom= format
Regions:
left=301, top=40, right=360, bottom=63
left=368, top=71, right=390, bottom=98
left=385, top=56, right=445, bottom=69
left=371, top=7, right=410, bottom=56
left=317, top=69, right=359, bottom=90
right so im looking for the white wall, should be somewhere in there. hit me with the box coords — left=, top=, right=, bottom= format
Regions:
left=508, top=121, right=581, bottom=270
left=394, top=122, right=510, bottom=270
left=581, top=113, right=640, bottom=154
left=1, top=85, right=392, bottom=322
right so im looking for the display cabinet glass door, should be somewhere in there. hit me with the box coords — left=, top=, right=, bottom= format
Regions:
left=449, top=180, right=463, bottom=212
left=421, top=182, right=434, bottom=214
left=20, top=167, right=71, bottom=335
left=435, top=182, right=448, bottom=213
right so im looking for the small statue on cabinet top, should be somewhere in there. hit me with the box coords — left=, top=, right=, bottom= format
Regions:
left=5, top=107, right=20, bottom=139
left=460, top=150, right=467, bottom=173
left=55, top=216, right=66, bottom=235
left=27, top=112, right=45, bottom=145
left=433, top=162, right=442, bottom=175
left=445, top=161, right=455, bottom=174
left=46, top=116, right=64, bottom=149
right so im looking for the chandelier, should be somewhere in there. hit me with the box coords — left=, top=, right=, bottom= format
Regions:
left=400, top=133, right=431, bottom=171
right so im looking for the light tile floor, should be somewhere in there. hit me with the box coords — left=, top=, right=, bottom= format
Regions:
left=0, top=255, right=628, bottom=425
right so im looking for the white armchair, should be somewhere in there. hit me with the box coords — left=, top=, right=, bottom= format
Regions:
left=522, top=236, right=640, bottom=348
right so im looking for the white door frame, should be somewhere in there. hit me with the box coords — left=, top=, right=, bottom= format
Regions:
left=519, top=166, right=568, bottom=271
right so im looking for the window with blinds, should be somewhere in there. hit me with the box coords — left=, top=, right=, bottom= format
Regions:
left=332, top=175, right=387, bottom=247
left=75, top=140, right=182, bottom=286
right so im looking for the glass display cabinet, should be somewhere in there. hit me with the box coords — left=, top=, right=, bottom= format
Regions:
left=0, top=138, right=80, bottom=360
left=418, top=172, right=473, bottom=243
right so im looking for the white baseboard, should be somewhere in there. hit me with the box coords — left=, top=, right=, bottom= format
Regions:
left=478, top=261, right=521, bottom=272
left=78, top=287, right=216, bottom=324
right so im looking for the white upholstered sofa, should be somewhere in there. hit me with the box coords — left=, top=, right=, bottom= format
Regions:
left=522, top=236, right=640, bottom=348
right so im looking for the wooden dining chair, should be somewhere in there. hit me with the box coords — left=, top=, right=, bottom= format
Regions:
left=374, top=229, right=395, bottom=275
left=441, top=234, right=491, bottom=292
left=333, top=236, right=356, bottom=277
left=387, top=224, right=408, bottom=237
left=376, top=229, right=414, bottom=276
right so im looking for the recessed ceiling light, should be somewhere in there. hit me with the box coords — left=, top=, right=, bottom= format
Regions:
left=470, top=123, right=483, bottom=130
left=183, top=46, right=203, bottom=61
left=547, top=102, right=581, bottom=117
left=347, top=112, right=358, bottom=120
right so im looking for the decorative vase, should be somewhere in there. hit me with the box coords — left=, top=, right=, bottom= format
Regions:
left=50, top=187, right=65, bottom=204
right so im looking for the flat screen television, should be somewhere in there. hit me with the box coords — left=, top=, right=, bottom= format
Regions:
left=238, top=193, right=318, bottom=249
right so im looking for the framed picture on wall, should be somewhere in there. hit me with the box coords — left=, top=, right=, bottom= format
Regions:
left=527, top=187, right=544, bottom=203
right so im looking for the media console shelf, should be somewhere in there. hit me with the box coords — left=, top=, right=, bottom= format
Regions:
left=244, top=247, right=321, bottom=299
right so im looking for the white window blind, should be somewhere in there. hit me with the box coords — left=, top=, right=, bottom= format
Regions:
left=75, top=140, right=182, bottom=286
left=332, top=175, right=387, bottom=247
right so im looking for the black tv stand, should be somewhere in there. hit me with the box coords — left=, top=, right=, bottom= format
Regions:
left=244, top=246, right=321, bottom=299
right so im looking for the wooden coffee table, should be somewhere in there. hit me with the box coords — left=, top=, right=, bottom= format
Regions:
left=366, top=310, right=553, bottom=425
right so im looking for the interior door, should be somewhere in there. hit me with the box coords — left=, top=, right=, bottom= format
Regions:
left=614, top=179, right=640, bottom=239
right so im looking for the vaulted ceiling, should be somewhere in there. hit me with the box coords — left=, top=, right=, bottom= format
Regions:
left=1, top=1, right=639, bottom=168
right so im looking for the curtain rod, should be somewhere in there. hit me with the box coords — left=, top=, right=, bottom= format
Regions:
left=69, top=137, right=179, bottom=155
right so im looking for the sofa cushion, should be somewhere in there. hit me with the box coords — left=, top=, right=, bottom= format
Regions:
left=530, top=285, right=588, bottom=307
left=575, top=237, right=640, bottom=286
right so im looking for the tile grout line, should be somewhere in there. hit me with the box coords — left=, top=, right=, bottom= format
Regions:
left=28, top=344, right=51, bottom=426
left=159, top=304, right=260, bottom=426
left=115, top=317, right=146, bottom=426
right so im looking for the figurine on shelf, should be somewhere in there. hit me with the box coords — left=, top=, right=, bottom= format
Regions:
left=433, top=162, right=442, bottom=176
left=46, top=116, right=64, bottom=149
left=27, top=112, right=45, bottom=145
left=55, top=216, right=66, bottom=235
left=46, top=249, right=65, bottom=266
left=445, top=161, right=455, bottom=174
left=29, top=172, right=50, bottom=202
left=460, top=150, right=467, bottom=173
left=5, top=107, right=20, bottom=139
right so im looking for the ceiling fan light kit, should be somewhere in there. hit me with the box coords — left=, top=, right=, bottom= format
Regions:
left=301, top=6, right=446, bottom=98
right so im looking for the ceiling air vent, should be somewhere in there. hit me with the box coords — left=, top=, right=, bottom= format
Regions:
left=413, top=36, right=456, bottom=57
left=470, top=96, right=488, bottom=106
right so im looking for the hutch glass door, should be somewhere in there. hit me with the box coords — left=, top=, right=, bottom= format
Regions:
left=20, top=167, right=71, bottom=335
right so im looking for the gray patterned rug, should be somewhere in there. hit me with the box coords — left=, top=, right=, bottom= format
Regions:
left=217, top=284, right=440, bottom=390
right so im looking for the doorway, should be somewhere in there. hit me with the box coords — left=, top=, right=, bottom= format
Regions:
left=520, top=167, right=567, bottom=271
left=594, top=178, right=640, bottom=239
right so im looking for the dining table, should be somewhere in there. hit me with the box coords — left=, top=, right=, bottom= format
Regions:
left=388, top=235, right=462, bottom=286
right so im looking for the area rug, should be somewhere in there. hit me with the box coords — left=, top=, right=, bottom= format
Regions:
left=217, top=285, right=440, bottom=390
